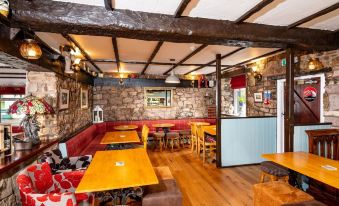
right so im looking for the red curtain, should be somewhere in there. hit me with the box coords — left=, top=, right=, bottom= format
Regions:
left=230, top=75, right=246, bottom=89
left=0, top=86, right=25, bottom=94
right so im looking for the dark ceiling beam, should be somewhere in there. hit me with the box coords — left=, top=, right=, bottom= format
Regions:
left=62, top=34, right=102, bottom=73
left=163, top=44, right=207, bottom=75
left=104, top=0, right=113, bottom=11
left=288, top=3, right=339, bottom=29
left=174, top=0, right=191, bottom=18
left=220, top=48, right=284, bottom=72
left=185, top=47, right=246, bottom=75
left=89, top=59, right=231, bottom=67
left=221, top=67, right=248, bottom=78
left=112, top=37, right=121, bottom=72
left=235, top=0, right=274, bottom=23
left=141, top=41, right=163, bottom=74
left=10, top=0, right=339, bottom=50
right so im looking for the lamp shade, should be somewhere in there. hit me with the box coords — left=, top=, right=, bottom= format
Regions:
left=165, top=70, right=180, bottom=84
left=19, top=39, right=42, bottom=60
left=8, top=95, right=54, bottom=115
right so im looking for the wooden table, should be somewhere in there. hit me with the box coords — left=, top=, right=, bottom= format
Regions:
left=76, top=148, right=159, bottom=204
left=262, top=152, right=339, bottom=189
left=101, top=131, right=140, bottom=145
left=114, top=125, right=138, bottom=131
left=204, top=125, right=216, bottom=136
left=152, top=123, right=174, bottom=132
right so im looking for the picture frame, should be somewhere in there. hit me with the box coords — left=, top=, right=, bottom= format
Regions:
left=80, top=87, right=88, bottom=109
left=59, top=89, right=69, bottom=110
left=254, top=92, right=263, bottom=103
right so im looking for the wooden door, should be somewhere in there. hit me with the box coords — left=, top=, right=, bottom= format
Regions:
left=293, top=77, right=320, bottom=124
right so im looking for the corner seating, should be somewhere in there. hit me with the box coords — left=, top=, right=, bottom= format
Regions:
left=59, top=119, right=216, bottom=157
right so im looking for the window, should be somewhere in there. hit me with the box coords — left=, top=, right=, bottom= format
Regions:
left=0, top=94, right=25, bottom=125
left=144, top=88, right=173, bottom=108
left=233, top=88, right=246, bottom=117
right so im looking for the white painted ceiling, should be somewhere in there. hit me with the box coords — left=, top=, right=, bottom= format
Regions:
left=41, top=0, right=339, bottom=75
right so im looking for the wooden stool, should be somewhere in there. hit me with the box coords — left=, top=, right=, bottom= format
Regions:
left=165, top=132, right=180, bottom=152
left=260, top=161, right=289, bottom=183
left=253, top=181, right=314, bottom=206
left=179, top=130, right=191, bottom=148
left=153, top=132, right=165, bottom=151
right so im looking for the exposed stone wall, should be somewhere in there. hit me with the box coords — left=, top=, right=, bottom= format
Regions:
left=27, top=71, right=93, bottom=139
left=245, top=49, right=339, bottom=125
left=93, top=86, right=215, bottom=121
left=221, top=78, right=234, bottom=115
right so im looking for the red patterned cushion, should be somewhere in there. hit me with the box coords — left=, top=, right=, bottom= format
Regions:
left=26, top=162, right=55, bottom=193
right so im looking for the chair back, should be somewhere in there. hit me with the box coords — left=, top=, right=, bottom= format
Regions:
left=142, top=125, right=150, bottom=149
left=191, top=123, right=197, bottom=139
left=197, top=125, right=205, bottom=141
left=306, top=129, right=339, bottom=160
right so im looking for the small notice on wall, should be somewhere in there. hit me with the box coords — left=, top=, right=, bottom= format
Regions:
left=264, top=90, right=272, bottom=105
left=303, top=86, right=317, bottom=102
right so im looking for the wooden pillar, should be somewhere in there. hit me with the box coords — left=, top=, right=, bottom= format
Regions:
left=216, top=54, right=222, bottom=167
left=284, top=48, right=295, bottom=152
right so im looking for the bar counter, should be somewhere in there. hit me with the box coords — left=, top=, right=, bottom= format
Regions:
left=0, top=139, right=58, bottom=174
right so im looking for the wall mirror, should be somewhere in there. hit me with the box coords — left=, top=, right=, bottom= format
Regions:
left=144, top=88, right=173, bottom=108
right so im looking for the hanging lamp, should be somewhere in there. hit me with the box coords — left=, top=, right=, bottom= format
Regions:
left=165, top=70, right=180, bottom=84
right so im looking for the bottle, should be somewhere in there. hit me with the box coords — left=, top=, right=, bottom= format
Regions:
left=4, top=127, right=11, bottom=156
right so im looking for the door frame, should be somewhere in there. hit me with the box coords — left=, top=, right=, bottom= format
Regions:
left=276, top=73, right=325, bottom=153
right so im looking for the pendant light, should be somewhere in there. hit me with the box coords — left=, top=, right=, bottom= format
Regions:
left=19, top=39, right=42, bottom=60
left=165, top=70, right=180, bottom=84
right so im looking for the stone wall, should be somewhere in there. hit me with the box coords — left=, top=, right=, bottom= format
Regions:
left=245, top=49, right=339, bottom=126
left=221, top=78, right=234, bottom=115
left=93, top=86, right=215, bottom=121
left=27, top=71, right=93, bottom=139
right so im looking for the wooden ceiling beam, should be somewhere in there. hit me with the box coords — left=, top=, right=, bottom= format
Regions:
left=62, top=34, right=103, bottom=73
left=220, top=48, right=284, bottom=72
left=163, top=44, right=207, bottom=75
left=112, top=37, right=121, bottom=72
left=235, top=0, right=274, bottom=23
left=185, top=47, right=245, bottom=75
left=288, top=3, right=339, bottom=29
left=141, top=41, right=163, bottom=74
left=10, top=0, right=339, bottom=50
left=174, top=0, right=191, bottom=18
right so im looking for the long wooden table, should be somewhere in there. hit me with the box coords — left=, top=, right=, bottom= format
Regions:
left=262, top=152, right=339, bottom=189
left=76, top=148, right=158, bottom=204
left=100, top=131, right=140, bottom=145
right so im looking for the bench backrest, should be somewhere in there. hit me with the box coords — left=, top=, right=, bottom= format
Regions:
left=306, top=129, right=339, bottom=160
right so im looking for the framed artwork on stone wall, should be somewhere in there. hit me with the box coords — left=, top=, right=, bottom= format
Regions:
left=59, top=89, right=69, bottom=110
left=81, top=87, right=88, bottom=109
left=254, top=92, right=263, bottom=103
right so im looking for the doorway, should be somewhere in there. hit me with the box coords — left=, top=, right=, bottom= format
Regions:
left=276, top=74, right=325, bottom=153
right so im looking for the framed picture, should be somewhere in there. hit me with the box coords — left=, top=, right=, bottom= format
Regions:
left=254, top=92, right=263, bottom=103
left=81, top=88, right=88, bottom=109
left=59, top=89, right=69, bottom=109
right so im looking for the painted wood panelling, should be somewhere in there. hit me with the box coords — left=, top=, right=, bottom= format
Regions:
left=293, top=124, right=331, bottom=152
left=221, top=117, right=277, bottom=167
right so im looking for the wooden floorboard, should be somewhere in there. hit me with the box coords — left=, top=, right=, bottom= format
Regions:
left=148, top=149, right=260, bottom=206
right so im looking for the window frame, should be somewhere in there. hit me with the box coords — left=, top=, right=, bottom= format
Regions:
left=144, top=87, right=174, bottom=109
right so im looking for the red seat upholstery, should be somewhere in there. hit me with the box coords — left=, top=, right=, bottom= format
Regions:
left=63, top=119, right=216, bottom=157
left=16, top=162, right=93, bottom=206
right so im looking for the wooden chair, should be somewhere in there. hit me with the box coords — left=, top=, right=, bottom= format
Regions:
left=142, top=125, right=150, bottom=150
left=197, top=125, right=216, bottom=164
left=190, top=123, right=198, bottom=153
left=306, top=129, right=339, bottom=205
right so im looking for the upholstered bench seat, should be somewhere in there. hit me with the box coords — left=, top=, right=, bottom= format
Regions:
left=261, top=161, right=289, bottom=177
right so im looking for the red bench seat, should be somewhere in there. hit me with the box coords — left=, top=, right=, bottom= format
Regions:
left=61, top=118, right=216, bottom=157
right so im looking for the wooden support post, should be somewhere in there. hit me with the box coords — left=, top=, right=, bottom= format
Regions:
left=284, top=48, right=295, bottom=152
left=216, top=54, right=222, bottom=167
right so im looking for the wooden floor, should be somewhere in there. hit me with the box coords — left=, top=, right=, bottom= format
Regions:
left=148, top=148, right=260, bottom=206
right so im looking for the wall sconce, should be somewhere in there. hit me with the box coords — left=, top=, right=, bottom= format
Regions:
left=119, top=73, right=125, bottom=85
left=91, top=71, right=97, bottom=77
left=251, top=65, right=262, bottom=81
left=19, top=39, right=42, bottom=60
left=71, top=58, right=81, bottom=72
left=190, top=75, right=195, bottom=87
left=308, top=58, right=323, bottom=70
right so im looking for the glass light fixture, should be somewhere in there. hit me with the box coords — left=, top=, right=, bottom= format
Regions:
left=308, top=58, right=323, bottom=70
left=19, top=39, right=42, bottom=60
left=165, top=70, right=180, bottom=84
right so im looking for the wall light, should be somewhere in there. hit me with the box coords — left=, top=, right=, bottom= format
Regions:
left=19, top=39, right=42, bottom=60
left=308, top=58, right=323, bottom=70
